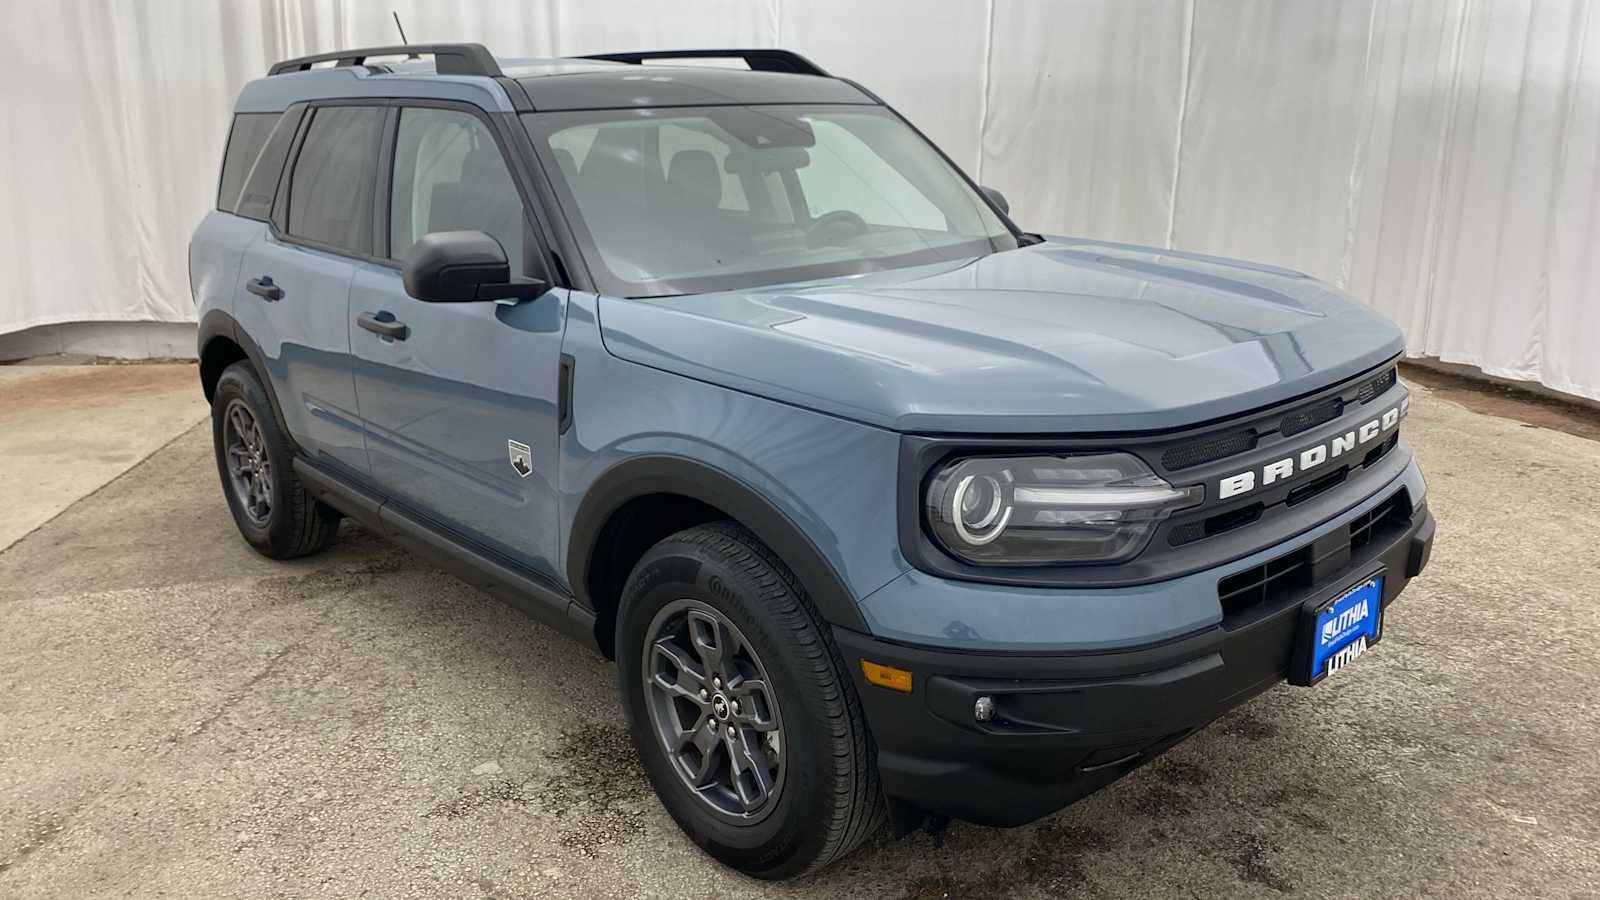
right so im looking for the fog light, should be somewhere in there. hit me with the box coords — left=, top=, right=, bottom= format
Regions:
left=974, top=695, right=995, bottom=723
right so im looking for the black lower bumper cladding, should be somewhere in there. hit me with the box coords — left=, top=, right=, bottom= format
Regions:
left=836, top=500, right=1435, bottom=827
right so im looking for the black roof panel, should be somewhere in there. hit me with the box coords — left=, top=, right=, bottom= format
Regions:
left=516, top=65, right=876, bottom=111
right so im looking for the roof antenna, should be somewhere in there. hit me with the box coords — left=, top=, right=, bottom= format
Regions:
left=392, top=11, right=419, bottom=57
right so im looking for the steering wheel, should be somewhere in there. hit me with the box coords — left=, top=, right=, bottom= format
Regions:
left=805, top=209, right=870, bottom=247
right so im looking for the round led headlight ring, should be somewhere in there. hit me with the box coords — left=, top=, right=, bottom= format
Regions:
left=949, top=473, right=1012, bottom=545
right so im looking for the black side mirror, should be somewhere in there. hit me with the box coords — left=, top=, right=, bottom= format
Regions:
left=980, top=185, right=1010, bottom=216
left=402, top=231, right=546, bottom=302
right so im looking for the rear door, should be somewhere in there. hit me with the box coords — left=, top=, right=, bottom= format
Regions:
left=234, top=103, right=385, bottom=475
left=348, top=103, right=567, bottom=580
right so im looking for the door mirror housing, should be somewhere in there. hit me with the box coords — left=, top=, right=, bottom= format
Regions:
left=402, top=231, right=546, bottom=302
left=980, top=185, right=1010, bottom=216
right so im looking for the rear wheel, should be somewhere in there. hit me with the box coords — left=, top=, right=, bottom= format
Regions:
left=617, top=521, right=884, bottom=878
left=211, top=361, right=339, bottom=559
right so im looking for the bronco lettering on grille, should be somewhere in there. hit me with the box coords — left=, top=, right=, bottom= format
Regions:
left=1218, top=396, right=1408, bottom=500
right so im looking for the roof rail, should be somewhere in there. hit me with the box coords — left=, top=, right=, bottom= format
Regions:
left=578, top=49, right=829, bottom=77
left=267, top=43, right=502, bottom=78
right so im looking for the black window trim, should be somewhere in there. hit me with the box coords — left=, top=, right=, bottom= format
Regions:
left=371, top=106, right=398, bottom=261
left=254, top=96, right=570, bottom=289
left=222, top=93, right=1016, bottom=298
left=214, top=113, right=242, bottom=213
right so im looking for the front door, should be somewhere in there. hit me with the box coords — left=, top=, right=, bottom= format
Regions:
left=349, top=105, right=566, bottom=580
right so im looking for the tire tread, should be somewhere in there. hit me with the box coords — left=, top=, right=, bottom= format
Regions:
left=658, top=521, right=885, bottom=875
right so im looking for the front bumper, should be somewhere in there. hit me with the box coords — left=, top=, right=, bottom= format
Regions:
left=835, top=495, right=1434, bottom=827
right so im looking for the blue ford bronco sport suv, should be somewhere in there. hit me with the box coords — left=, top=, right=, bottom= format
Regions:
left=191, top=44, right=1434, bottom=878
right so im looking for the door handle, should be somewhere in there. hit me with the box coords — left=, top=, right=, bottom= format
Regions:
left=245, top=276, right=283, bottom=301
left=356, top=310, right=408, bottom=340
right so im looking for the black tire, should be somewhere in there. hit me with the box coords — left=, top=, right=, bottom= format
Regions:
left=616, top=521, right=884, bottom=879
left=211, top=361, right=339, bottom=559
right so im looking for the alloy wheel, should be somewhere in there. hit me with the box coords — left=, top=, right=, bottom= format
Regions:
left=222, top=399, right=273, bottom=525
left=642, top=598, right=785, bottom=822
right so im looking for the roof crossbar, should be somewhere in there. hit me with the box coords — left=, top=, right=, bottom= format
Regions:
left=578, top=49, right=829, bottom=77
left=267, top=43, right=502, bottom=77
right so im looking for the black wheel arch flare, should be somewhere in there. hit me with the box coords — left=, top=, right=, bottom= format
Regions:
left=198, top=309, right=300, bottom=455
left=567, top=455, right=872, bottom=639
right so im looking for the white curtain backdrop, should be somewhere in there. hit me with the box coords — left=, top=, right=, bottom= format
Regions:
left=2, top=0, right=1596, bottom=399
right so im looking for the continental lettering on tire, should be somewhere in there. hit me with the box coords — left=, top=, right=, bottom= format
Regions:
left=707, top=573, right=738, bottom=604
left=1218, top=399, right=1407, bottom=500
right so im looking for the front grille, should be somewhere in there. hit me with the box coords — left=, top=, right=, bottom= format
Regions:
left=1363, top=431, right=1399, bottom=468
left=1280, top=397, right=1342, bottom=437
left=1168, top=502, right=1263, bottom=546
left=1162, top=363, right=1397, bottom=475
left=1218, top=545, right=1313, bottom=615
left=1359, top=367, right=1398, bottom=403
left=1217, top=490, right=1411, bottom=617
left=1163, top=429, right=1256, bottom=472
left=1349, top=488, right=1410, bottom=551
left=1285, top=465, right=1349, bottom=505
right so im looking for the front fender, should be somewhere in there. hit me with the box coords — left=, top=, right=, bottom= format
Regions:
left=558, top=293, right=908, bottom=634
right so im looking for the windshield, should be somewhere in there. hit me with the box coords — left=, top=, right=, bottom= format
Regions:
left=523, top=105, right=1017, bottom=297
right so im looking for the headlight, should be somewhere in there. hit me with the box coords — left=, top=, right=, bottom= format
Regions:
left=924, top=453, right=1202, bottom=564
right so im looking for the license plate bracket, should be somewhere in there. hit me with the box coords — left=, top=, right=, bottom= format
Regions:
left=1289, top=572, right=1385, bottom=686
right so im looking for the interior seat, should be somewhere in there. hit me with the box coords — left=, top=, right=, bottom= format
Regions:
left=667, top=149, right=722, bottom=213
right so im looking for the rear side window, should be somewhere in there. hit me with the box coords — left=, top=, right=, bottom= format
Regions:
left=217, top=113, right=280, bottom=213
left=286, top=106, right=384, bottom=255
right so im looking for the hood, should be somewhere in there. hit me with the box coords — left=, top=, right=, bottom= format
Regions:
left=595, top=237, right=1406, bottom=434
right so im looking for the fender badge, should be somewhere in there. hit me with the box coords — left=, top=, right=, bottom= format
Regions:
left=507, top=440, right=532, bottom=478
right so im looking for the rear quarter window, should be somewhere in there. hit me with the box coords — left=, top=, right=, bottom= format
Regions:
left=217, top=113, right=280, bottom=213
left=217, top=108, right=306, bottom=221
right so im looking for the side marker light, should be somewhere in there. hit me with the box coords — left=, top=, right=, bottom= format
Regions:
left=860, top=659, right=913, bottom=693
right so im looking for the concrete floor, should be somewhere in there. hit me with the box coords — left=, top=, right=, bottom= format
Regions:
left=0, top=364, right=207, bottom=551
left=0, top=372, right=1596, bottom=899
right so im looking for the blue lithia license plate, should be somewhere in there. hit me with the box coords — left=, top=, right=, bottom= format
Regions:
left=1293, top=574, right=1384, bottom=686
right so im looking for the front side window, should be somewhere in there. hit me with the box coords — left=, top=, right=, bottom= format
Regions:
left=389, top=107, right=528, bottom=275
left=525, top=105, right=1016, bottom=297
left=286, top=106, right=383, bottom=254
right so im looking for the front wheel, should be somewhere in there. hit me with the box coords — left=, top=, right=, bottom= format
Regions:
left=616, top=522, right=884, bottom=878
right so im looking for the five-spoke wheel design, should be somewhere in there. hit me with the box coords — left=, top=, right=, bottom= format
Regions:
left=222, top=399, right=273, bottom=525
left=642, top=598, right=784, bottom=821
